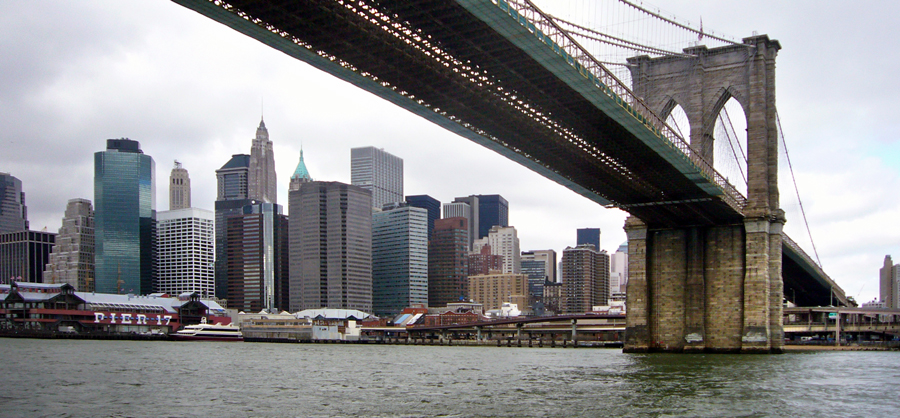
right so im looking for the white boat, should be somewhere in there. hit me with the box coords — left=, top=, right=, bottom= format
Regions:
left=172, top=318, right=243, bottom=341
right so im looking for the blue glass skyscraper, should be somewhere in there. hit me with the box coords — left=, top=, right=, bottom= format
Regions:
left=476, top=194, right=508, bottom=240
left=576, top=228, right=601, bottom=252
left=405, top=195, right=439, bottom=240
left=94, top=139, right=156, bottom=294
left=453, top=194, right=508, bottom=241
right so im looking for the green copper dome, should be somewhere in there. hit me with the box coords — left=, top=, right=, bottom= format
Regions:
left=292, top=149, right=311, bottom=181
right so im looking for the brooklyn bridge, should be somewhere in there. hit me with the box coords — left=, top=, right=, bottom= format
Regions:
left=173, top=0, right=847, bottom=352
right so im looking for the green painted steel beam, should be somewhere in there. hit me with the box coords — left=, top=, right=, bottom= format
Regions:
left=457, top=0, right=723, bottom=197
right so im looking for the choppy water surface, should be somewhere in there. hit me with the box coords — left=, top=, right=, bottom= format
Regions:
left=3, top=339, right=899, bottom=417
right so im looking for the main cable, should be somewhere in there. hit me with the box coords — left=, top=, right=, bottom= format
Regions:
left=777, top=110, right=822, bottom=267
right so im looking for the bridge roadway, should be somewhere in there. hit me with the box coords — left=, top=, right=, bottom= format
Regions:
left=784, top=306, right=900, bottom=342
left=174, top=0, right=845, bottom=306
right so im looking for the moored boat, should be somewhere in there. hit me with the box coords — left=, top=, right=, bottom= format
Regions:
left=172, top=318, right=243, bottom=341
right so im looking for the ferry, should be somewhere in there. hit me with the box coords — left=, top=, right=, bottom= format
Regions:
left=172, top=318, right=243, bottom=342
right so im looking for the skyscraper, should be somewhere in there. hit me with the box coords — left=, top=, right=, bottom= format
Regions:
left=0, top=172, right=28, bottom=234
left=156, top=208, right=214, bottom=297
left=217, top=154, right=250, bottom=201
left=522, top=249, right=557, bottom=283
left=43, top=198, right=94, bottom=291
left=214, top=154, right=255, bottom=300
left=225, top=203, right=289, bottom=313
left=428, top=217, right=469, bottom=308
left=351, top=146, right=403, bottom=209
left=475, top=194, right=508, bottom=240
left=169, top=161, right=191, bottom=210
left=372, top=202, right=428, bottom=317
left=880, top=255, right=899, bottom=309
left=0, top=230, right=55, bottom=283
left=473, top=225, right=520, bottom=274
left=289, top=148, right=313, bottom=191
left=520, top=257, right=546, bottom=309
left=249, top=118, right=277, bottom=204
left=94, top=139, right=156, bottom=295
left=522, top=250, right=556, bottom=308
left=577, top=228, right=601, bottom=252
left=450, top=196, right=478, bottom=249
left=561, top=244, right=609, bottom=314
left=405, top=195, right=440, bottom=240
left=452, top=194, right=509, bottom=241
left=289, top=181, right=372, bottom=312
left=610, top=242, right=628, bottom=295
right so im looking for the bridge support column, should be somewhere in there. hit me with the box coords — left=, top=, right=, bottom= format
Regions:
left=623, top=35, right=784, bottom=353
left=623, top=217, right=650, bottom=352
left=624, top=217, right=783, bottom=353
left=741, top=218, right=772, bottom=352
left=769, top=213, right=786, bottom=352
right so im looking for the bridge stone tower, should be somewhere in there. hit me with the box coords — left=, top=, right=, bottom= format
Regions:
left=623, top=35, right=784, bottom=353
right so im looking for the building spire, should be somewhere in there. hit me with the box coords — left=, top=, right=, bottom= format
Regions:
left=291, top=147, right=311, bottom=181
left=289, top=146, right=312, bottom=191
left=249, top=116, right=276, bottom=204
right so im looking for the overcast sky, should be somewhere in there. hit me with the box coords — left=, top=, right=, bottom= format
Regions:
left=2, top=1, right=898, bottom=303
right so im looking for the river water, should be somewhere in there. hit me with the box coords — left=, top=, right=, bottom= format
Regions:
left=2, top=339, right=899, bottom=417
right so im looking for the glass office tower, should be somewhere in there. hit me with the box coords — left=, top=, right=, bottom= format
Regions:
left=405, top=195, right=440, bottom=240
left=475, top=194, right=508, bottom=240
left=372, top=203, right=428, bottom=317
left=215, top=154, right=255, bottom=300
left=94, top=139, right=156, bottom=295
left=0, top=172, right=28, bottom=234
left=351, top=146, right=403, bottom=209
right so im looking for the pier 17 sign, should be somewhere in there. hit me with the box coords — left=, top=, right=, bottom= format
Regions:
left=93, top=312, right=174, bottom=326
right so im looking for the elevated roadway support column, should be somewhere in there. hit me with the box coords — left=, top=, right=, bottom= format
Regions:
left=835, top=312, right=841, bottom=347
left=571, top=319, right=578, bottom=344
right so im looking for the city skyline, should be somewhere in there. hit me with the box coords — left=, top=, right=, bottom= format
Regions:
left=2, top=1, right=899, bottom=303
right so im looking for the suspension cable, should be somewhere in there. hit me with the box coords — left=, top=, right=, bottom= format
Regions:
left=722, top=106, right=747, bottom=163
left=777, top=111, right=822, bottom=267
left=718, top=112, right=747, bottom=185
left=618, top=0, right=748, bottom=47
left=551, top=14, right=693, bottom=58
left=668, top=114, right=686, bottom=140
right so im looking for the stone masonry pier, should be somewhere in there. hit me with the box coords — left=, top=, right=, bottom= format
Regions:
left=624, top=36, right=784, bottom=353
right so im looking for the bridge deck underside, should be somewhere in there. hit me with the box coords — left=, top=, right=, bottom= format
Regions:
left=209, top=0, right=742, bottom=227
left=783, top=245, right=844, bottom=307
